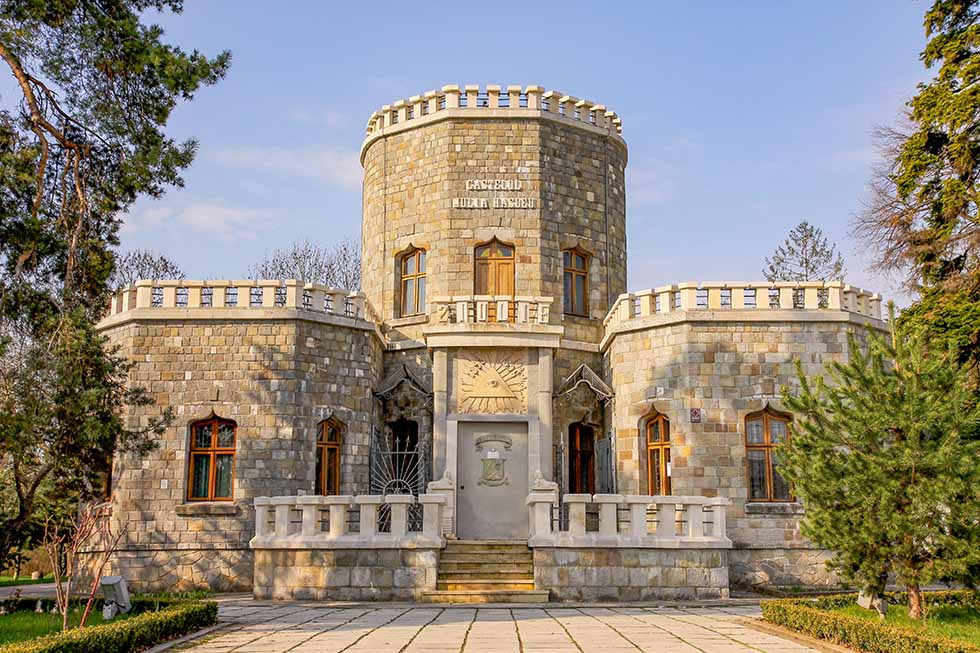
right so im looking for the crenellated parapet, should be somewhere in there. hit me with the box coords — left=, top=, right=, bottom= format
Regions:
left=361, top=84, right=624, bottom=163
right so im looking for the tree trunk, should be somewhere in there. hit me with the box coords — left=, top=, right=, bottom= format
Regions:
left=908, top=582, right=926, bottom=620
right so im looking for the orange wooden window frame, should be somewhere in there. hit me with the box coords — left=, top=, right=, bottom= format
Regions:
left=474, top=239, right=515, bottom=296
left=645, top=413, right=671, bottom=495
left=316, top=420, right=342, bottom=495
left=745, top=410, right=793, bottom=502
left=399, top=248, right=426, bottom=317
left=562, top=248, right=590, bottom=317
left=187, top=418, right=236, bottom=502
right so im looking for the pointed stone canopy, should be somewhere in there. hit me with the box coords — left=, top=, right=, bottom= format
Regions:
left=556, top=363, right=614, bottom=402
left=374, top=363, right=432, bottom=399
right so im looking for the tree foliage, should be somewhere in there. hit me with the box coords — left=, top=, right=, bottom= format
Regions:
left=780, top=316, right=980, bottom=619
left=110, top=248, right=183, bottom=289
left=247, top=238, right=361, bottom=290
left=0, top=1, right=228, bottom=568
left=764, top=220, right=845, bottom=282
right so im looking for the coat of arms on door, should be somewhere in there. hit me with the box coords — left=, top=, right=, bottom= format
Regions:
left=475, top=434, right=512, bottom=486
left=456, top=349, right=528, bottom=414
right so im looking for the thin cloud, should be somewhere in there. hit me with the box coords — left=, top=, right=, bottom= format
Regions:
left=124, top=202, right=274, bottom=241
left=627, top=160, right=678, bottom=206
left=288, top=107, right=350, bottom=129
left=212, top=145, right=361, bottom=190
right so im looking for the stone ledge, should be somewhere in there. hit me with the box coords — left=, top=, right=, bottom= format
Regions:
left=744, top=502, right=805, bottom=516
left=175, top=502, right=241, bottom=517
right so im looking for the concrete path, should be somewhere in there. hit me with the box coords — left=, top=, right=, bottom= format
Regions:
left=180, top=600, right=824, bottom=653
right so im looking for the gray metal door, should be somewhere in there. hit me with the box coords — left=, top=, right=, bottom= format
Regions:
left=457, top=421, right=529, bottom=540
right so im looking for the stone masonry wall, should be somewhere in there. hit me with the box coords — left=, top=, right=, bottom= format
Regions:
left=603, top=314, right=878, bottom=587
left=533, top=548, right=729, bottom=601
left=101, top=315, right=383, bottom=591
left=253, top=548, right=439, bottom=601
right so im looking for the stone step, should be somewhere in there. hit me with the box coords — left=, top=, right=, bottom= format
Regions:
left=437, top=570, right=533, bottom=582
left=420, top=589, right=550, bottom=604
left=437, top=579, right=536, bottom=591
left=444, top=541, right=530, bottom=554
left=439, top=552, right=533, bottom=564
left=438, top=562, right=534, bottom=574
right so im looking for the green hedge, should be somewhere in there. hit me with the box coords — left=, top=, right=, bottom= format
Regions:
left=0, top=600, right=218, bottom=653
left=761, top=591, right=980, bottom=653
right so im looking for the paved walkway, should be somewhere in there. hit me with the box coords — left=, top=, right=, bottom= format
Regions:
left=181, top=601, right=823, bottom=653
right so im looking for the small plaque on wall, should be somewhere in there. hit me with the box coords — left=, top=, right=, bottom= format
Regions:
left=690, top=408, right=702, bottom=423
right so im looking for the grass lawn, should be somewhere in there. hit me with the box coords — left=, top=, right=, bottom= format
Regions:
left=0, top=575, right=53, bottom=587
left=834, top=604, right=980, bottom=647
left=0, top=609, right=134, bottom=645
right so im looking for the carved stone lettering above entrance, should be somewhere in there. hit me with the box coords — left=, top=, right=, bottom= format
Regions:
left=455, top=349, right=528, bottom=414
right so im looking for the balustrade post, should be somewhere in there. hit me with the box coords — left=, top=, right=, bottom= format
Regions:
left=496, top=298, right=509, bottom=322
left=826, top=282, right=843, bottom=310
left=271, top=497, right=295, bottom=538
left=778, top=283, right=795, bottom=309
left=708, top=498, right=729, bottom=540
left=235, top=280, right=254, bottom=307
left=259, top=281, right=278, bottom=308
left=508, top=85, right=522, bottom=108
left=455, top=299, right=470, bottom=323
left=464, top=85, right=479, bottom=108
left=869, top=294, right=882, bottom=319
left=475, top=297, right=490, bottom=322
left=678, top=283, right=698, bottom=310
left=563, top=494, right=590, bottom=536
left=324, top=496, right=353, bottom=538
left=425, top=90, right=439, bottom=115
left=296, top=495, right=325, bottom=537
left=419, top=494, right=446, bottom=540
left=254, top=497, right=272, bottom=538
left=386, top=494, right=414, bottom=538
left=542, top=90, right=561, bottom=113
left=655, top=499, right=677, bottom=539
left=636, top=290, right=654, bottom=317
left=327, top=289, right=347, bottom=315
left=212, top=283, right=228, bottom=308
left=537, top=298, right=551, bottom=324
left=355, top=495, right=384, bottom=537
left=284, top=280, right=301, bottom=308
left=187, top=284, right=202, bottom=308
left=731, top=285, right=747, bottom=309
left=526, top=492, right=554, bottom=537
left=517, top=300, right=530, bottom=323
left=594, top=494, right=623, bottom=535
left=656, top=287, right=673, bottom=314
left=160, top=281, right=178, bottom=308
left=624, top=496, right=652, bottom=537
left=304, top=285, right=323, bottom=312
left=442, top=84, right=460, bottom=109
left=685, top=501, right=705, bottom=539
left=349, top=292, right=366, bottom=319
left=525, top=85, right=542, bottom=110
left=803, top=283, right=820, bottom=309
left=487, top=84, right=501, bottom=108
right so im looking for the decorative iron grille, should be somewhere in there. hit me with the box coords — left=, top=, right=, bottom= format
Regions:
left=369, top=426, right=429, bottom=531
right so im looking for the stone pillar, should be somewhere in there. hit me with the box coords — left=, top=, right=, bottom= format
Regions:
left=355, top=495, right=384, bottom=537
left=386, top=494, right=414, bottom=538
left=535, top=347, right=554, bottom=481
left=419, top=494, right=446, bottom=541
left=564, top=494, right=590, bottom=536
left=325, top=496, right=353, bottom=538
left=624, top=496, right=650, bottom=537
left=432, top=349, right=448, bottom=479
left=594, top=493, right=623, bottom=535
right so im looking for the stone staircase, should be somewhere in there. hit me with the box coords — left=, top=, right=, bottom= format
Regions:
left=421, top=540, right=549, bottom=603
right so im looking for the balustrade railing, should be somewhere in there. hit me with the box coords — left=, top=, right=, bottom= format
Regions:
left=249, top=494, right=446, bottom=549
left=430, top=295, right=554, bottom=325
left=365, top=85, right=623, bottom=137
left=527, top=493, right=732, bottom=549
left=603, top=281, right=882, bottom=329
left=105, top=280, right=378, bottom=323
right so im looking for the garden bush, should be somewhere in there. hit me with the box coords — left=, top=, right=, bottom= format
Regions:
left=0, top=599, right=217, bottom=653
left=762, top=591, right=980, bottom=653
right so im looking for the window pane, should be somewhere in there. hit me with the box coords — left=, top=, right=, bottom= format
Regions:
left=417, top=276, right=426, bottom=311
left=214, top=454, right=233, bottom=498
left=404, top=253, right=416, bottom=275
left=747, top=449, right=768, bottom=500
left=326, top=448, right=339, bottom=494
left=650, top=449, right=662, bottom=494
left=190, top=454, right=210, bottom=499
left=563, top=251, right=571, bottom=266
left=648, top=420, right=660, bottom=443
left=575, top=254, right=586, bottom=269
left=771, top=454, right=791, bottom=500
left=575, top=275, right=585, bottom=312
left=563, top=272, right=573, bottom=312
left=403, top=278, right=415, bottom=314
left=476, top=245, right=490, bottom=258
left=217, top=423, right=235, bottom=448
left=769, top=419, right=787, bottom=444
left=315, top=446, right=324, bottom=494
left=746, top=418, right=765, bottom=444
left=664, top=447, right=672, bottom=494
left=193, top=424, right=212, bottom=449
left=663, top=419, right=670, bottom=442
left=475, top=263, right=489, bottom=294
left=418, top=251, right=426, bottom=273
left=497, top=245, right=513, bottom=258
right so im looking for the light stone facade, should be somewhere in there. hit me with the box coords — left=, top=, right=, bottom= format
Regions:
left=96, top=84, right=884, bottom=599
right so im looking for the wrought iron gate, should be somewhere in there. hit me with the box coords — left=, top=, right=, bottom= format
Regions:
left=369, top=426, right=430, bottom=531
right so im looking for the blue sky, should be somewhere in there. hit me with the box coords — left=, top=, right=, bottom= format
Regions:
left=125, top=1, right=930, bottom=302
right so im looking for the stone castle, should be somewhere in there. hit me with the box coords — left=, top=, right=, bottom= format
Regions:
left=98, top=84, right=884, bottom=602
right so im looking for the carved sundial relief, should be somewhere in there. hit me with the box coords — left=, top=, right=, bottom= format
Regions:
left=456, top=349, right=528, bottom=414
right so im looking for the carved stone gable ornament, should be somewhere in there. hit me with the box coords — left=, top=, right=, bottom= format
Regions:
left=456, top=349, right=528, bottom=414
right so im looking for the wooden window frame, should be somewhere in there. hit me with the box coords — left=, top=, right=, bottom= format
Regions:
left=399, top=247, right=427, bottom=317
left=316, top=418, right=343, bottom=496
left=568, top=422, right=595, bottom=495
left=562, top=247, right=590, bottom=317
left=645, top=413, right=671, bottom=495
left=187, top=417, right=236, bottom=502
left=745, top=409, right=793, bottom=502
left=474, top=238, right=515, bottom=296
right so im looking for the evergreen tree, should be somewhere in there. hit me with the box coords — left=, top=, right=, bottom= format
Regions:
left=0, top=1, right=229, bottom=567
left=780, top=313, right=980, bottom=619
left=763, top=220, right=845, bottom=282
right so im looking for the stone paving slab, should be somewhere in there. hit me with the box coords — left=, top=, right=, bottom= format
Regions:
left=177, top=601, right=828, bottom=653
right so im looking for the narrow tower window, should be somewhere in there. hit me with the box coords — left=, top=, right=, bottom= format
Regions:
left=399, top=247, right=426, bottom=317
left=315, top=418, right=344, bottom=495
left=645, top=413, right=671, bottom=495
left=187, top=417, right=236, bottom=501
left=563, top=247, right=590, bottom=316
left=745, top=408, right=792, bottom=501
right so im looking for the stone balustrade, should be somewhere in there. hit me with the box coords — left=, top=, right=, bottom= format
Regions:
left=105, top=279, right=378, bottom=323
left=603, top=281, right=883, bottom=329
left=249, top=494, right=446, bottom=550
left=527, top=493, right=732, bottom=549
left=430, top=295, right=554, bottom=325
left=364, top=84, right=623, bottom=137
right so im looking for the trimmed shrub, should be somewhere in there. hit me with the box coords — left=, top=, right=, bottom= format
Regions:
left=762, top=592, right=980, bottom=653
left=0, top=600, right=217, bottom=653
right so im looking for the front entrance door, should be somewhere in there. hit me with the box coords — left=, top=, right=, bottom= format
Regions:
left=568, top=423, right=595, bottom=494
left=457, top=421, right=529, bottom=539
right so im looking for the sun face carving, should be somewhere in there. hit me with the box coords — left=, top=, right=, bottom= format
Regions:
left=457, top=349, right=528, bottom=414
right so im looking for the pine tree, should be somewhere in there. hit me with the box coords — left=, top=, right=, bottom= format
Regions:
left=780, top=312, right=980, bottom=619
left=764, top=220, right=845, bottom=282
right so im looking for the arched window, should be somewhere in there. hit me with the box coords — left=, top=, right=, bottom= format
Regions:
left=745, top=408, right=792, bottom=501
left=563, top=247, right=589, bottom=316
left=568, top=422, right=595, bottom=494
left=645, top=413, right=671, bottom=495
left=474, top=238, right=515, bottom=297
left=188, top=417, right=236, bottom=501
left=315, top=418, right=343, bottom=495
left=399, top=247, right=426, bottom=317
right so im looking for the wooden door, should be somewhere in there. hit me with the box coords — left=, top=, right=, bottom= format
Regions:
left=568, top=423, right=595, bottom=494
